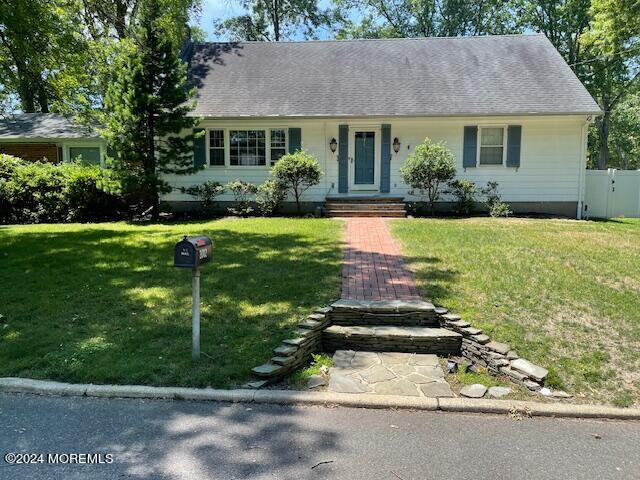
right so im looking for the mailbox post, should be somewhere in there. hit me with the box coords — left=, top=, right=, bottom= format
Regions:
left=174, top=235, right=212, bottom=360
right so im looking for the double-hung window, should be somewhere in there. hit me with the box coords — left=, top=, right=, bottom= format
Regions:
left=270, top=129, right=286, bottom=165
left=209, top=129, right=225, bottom=166
left=479, top=127, right=505, bottom=166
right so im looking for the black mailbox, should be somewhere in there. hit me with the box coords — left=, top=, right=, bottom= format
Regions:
left=174, top=235, right=212, bottom=268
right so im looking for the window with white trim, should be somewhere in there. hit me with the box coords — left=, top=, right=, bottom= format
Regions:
left=230, top=130, right=266, bottom=166
left=69, top=146, right=101, bottom=165
left=209, top=129, right=225, bottom=166
left=270, top=129, right=286, bottom=165
left=479, top=127, right=505, bottom=165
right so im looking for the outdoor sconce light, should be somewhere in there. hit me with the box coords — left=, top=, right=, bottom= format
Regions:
left=329, top=137, right=337, bottom=153
left=393, top=137, right=401, bottom=153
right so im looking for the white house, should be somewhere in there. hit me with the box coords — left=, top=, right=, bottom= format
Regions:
left=163, top=34, right=601, bottom=218
left=0, top=113, right=106, bottom=165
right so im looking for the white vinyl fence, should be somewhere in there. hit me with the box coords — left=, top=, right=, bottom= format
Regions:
left=584, top=169, right=640, bottom=218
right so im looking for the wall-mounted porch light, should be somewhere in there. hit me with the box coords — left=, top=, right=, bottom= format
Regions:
left=392, top=137, right=401, bottom=153
left=329, top=138, right=338, bottom=153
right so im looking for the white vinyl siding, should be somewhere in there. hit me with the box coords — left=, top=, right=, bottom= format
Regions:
left=162, top=115, right=587, bottom=205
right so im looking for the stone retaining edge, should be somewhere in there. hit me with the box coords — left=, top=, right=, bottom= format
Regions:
left=1, top=377, right=638, bottom=421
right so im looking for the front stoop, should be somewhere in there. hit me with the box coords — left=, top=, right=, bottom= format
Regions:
left=325, top=197, right=406, bottom=217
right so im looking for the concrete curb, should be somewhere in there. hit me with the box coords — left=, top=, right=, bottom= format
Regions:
left=1, top=377, right=638, bottom=421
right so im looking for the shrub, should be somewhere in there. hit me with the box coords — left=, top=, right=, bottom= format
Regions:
left=181, top=180, right=225, bottom=217
left=226, top=180, right=257, bottom=216
left=256, top=179, right=286, bottom=216
left=489, top=201, right=512, bottom=218
left=448, top=179, right=478, bottom=216
left=400, top=137, right=456, bottom=214
left=0, top=159, right=125, bottom=224
left=0, top=154, right=25, bottom=180
left=271, top=151, right=322, bottom=214
left=62, top=163, right=125, bottom=222
left=481, top=181, right=512, bottom=218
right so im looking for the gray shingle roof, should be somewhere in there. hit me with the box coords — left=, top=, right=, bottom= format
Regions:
left=188, top=35, right=601, bottom=118
left=0, top=113, right=101, bottom=139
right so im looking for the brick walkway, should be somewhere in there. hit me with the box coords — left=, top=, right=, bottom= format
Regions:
left=341, top=218, right=421, bottom=301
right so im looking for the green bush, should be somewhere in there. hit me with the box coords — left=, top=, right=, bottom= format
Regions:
left=256, top=179, right=286, bottom=216
left=400, top=137, right=456, bottom=214
left=481, top=181, right=512, bottom=218
left=181, top=180, right=225, bottom=217
left=0, top=158, right=125, bottom=224
left=271, top=151, right=322, bottom=214
left=448, top=179, right=478, bottom=216
left=226, top=180, right=257, bottom=217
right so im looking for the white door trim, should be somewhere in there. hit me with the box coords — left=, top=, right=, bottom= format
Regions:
left=349, top=125, right=381, bottom=192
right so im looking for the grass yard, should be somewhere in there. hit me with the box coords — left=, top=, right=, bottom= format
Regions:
left=391, top=218, right=640, bottom=407
left=0, top=218, right=343, bottom=388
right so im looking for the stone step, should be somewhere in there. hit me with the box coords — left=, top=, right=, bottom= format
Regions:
left=322, top=325, right=462, bottom=355
left=329, top=299, right=440, bottom=326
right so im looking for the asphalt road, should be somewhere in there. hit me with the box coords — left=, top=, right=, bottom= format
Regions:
left=1, top=393, right=639, bottom=480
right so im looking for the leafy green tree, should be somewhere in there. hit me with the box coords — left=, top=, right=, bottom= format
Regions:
left=580, top=0, right=640, bottom=169
left=271, top=151, right=322, bottom=214
left=335, top=0, right=520, bottom=39
left=0, top=0, right=90, bottom=113
left=214, top=0, right=333, bottom=41
left=518, top=0, right=639, bottom=169
left=400, top=137, right=456, bottom=214
left=104, top=0, right=199, bottom=219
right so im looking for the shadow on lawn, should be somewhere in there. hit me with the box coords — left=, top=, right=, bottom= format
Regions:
left=0, top=224, right=342, bottom=387
left=401, top=255, right=459, bottom=303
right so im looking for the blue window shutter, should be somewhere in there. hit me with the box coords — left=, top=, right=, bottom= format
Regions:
left=463, top=126, right=477, bottom=168
left=507, top=125, right=522, bottom=168
left=380, top=124, right=391, bottom=193
left=338, top=124, right=348, bottom=193
left=194, top=128, right=206, bottom=167
left=288, top=127, right=301, bottom=152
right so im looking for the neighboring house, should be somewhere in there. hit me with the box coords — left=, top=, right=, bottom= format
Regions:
left=0, top=113, right=106, bottom=165
left=165, top=34, right=601, bottom=218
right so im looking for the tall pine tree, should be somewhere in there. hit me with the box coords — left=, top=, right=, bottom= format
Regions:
left=104, top=0, right=199, bottom=219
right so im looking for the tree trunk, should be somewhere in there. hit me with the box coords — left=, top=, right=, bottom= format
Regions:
left=596, top=107, right=611, bottom=170
left=37, top=83, right=49, bottom=113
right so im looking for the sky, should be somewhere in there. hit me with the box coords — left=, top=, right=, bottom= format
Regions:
left=194, top=0, right=337, bottom=41
left=196, top=0, right=241, bottom=40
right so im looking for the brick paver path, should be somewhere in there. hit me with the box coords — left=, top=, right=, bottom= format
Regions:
left=341, top=218, right=421, bottom=301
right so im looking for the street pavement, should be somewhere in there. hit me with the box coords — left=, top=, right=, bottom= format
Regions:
left=1, top=392, right=639, bottom=479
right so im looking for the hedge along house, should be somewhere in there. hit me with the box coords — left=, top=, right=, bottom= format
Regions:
left=0, top=113, right=106, bottom=165
left=163, top=34, right=601, bottom=218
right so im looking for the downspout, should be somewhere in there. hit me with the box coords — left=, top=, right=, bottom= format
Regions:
left=576, top=117, right=592, bottom=219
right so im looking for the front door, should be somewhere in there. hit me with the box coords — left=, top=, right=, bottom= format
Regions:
left=354, top=131, right=375, bottom=186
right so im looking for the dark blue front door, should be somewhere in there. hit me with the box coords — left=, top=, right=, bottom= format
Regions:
left=354, top=131, right=375, bottom=185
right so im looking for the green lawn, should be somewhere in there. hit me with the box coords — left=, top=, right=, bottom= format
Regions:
left=0, top=219, right=343, bottom=388
left=391, top=218, right=640, bottom=407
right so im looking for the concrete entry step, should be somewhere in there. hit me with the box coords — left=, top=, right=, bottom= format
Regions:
left=322, top=325, right=462, bottom=355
